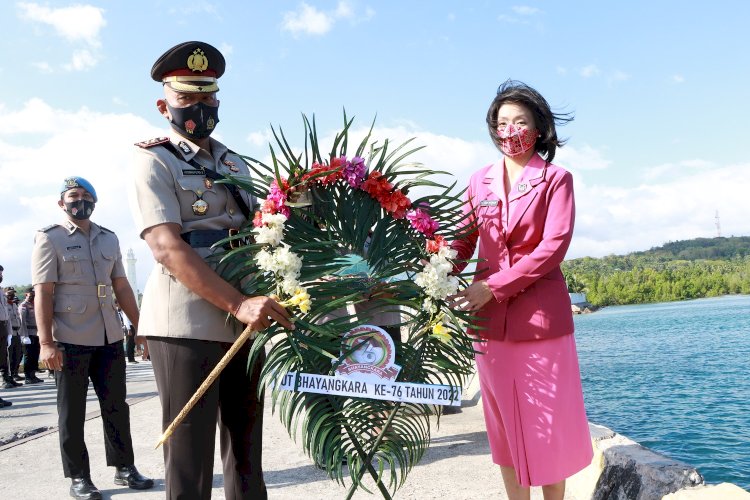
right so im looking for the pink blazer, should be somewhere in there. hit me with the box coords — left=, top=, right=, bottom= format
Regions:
left=452, top=153, right=575, bottom=342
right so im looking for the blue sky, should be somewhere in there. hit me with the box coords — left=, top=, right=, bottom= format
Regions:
left=1, top=1, right=749, bottom=290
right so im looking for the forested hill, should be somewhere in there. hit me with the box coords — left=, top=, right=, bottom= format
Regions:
left=562, top=236, right=750, bottom=306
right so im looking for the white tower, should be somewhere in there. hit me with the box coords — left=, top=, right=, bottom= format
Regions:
left=126, top=248, right=138, bottom=294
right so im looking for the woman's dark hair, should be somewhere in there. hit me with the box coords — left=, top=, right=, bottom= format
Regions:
left=486, top=79, right=573, bottom=162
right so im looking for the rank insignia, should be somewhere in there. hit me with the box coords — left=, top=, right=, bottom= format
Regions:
left=204, top=178, right=213, bottom=189
left=178, top=141, right=192, bottom=154
left=134, top=137, right=170, bottom=149
left=518, top=183, right=528, bottom=193
left=223, top=159, right=239, bottom=172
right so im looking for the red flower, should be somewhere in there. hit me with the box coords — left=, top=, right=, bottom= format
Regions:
left=361, top=171, right=393, bottom=199
left=302, top=162, right=341, bottom=185
left=382, top=189, right=412, bottom=219
left=426, top=235, right=447, bottom=254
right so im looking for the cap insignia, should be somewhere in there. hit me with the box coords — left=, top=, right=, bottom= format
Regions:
left=187, top=48, right=209, bottom=73
left=64, top=177, right=78, bottom=188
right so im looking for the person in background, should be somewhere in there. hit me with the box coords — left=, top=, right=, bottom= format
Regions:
left=130, top=41, right=292, bottom=500
left=121, top=307, right=138, bottom=364
left=449, top=80, right=593, bottom=500
left=4, top=288, right=24, bottom=382
left=19, top=290, right=43, bottom=384
left=32, top=176, right=154, bottom=500
left=0, top=265, right=14, bottom=406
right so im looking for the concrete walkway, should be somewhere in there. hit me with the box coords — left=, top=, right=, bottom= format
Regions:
left=0, top=361, right=571, bottom=499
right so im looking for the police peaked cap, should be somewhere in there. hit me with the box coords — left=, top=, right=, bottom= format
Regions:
left=61, top=176, right=98, bottom=203
left=151, top=41, right=225, bottom=93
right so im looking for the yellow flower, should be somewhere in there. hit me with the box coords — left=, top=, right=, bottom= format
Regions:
left=287, top=287, right=311, bottom=313
left=430, top=322, right=452, bottom=343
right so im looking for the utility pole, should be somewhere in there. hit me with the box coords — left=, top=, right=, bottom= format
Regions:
left=715, top=210, right=721, bottom=238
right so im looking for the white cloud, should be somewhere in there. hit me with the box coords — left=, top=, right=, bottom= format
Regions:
left=556, top=66, right=568, bottom=75
left=569, top=163, right=749, bottom=258
left=282, top=2, right=334, bottom=36
left=281, top=1, right=373, bottom=36
left=672, top=74, right=685, bottom=84
left=31, top=61, right=53, bottom=73
left=609, top=70, right=630, bottom=83
left=17, top=2, right=106, bottom=71
left=580, top=64, right=600, bottom=78
left=511, top=5, right=542, bottom=15
left=0, top=99, right=163, bottom=291
left=556, top=144, right=612, bottom=171
left=17, top=2, right=106, bottom=47
left=62, top=49, right=98, bottom=72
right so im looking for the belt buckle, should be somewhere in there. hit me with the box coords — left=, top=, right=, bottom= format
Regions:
left=228, top=228, right=242, bottom=250
left=97, top=284, right=107, bottom=298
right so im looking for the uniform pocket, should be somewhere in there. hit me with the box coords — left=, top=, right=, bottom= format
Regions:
left=61, top=253, right=89, bottom=277
left=175, top=174, right=222, bottom=218
left=53, top=295, right=86, bottom=314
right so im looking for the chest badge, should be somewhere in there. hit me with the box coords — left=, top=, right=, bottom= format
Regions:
left=204, top=178, right=213, bottom=189
left=192, top=190, right=209, bottom=216
left=517, top=183, right=528, bottom=193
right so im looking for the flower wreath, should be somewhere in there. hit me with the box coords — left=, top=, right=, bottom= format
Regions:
left=218, top=114, right=477, bottom=498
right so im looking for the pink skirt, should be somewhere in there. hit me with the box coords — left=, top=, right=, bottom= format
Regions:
left=475, top=333, right=593, bottom=487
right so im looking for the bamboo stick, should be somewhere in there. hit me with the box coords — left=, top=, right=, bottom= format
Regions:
left=155, top=326, right=257, bottom=448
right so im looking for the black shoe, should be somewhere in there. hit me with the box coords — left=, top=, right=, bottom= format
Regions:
left=25, top=377, right=44, bottom=384
left=0, top=398, right=12, bottom=407
left=13, top=374, right=24, bottom=381
left=70, top=477, right=102, bottom=500
left=114, top=465, right=154, bottom=490
left=127, top=360, right=139, bottom=364
left=2, top=380, right=20, bottom=389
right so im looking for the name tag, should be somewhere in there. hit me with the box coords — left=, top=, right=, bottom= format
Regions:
left=479, top=199, right=498, bottom=207
left=182, top=169, right=204, bottom=176
left=66, top=245, right=81, bottom=250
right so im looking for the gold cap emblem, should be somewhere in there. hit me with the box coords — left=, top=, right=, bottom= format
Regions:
left=187, top=48, right=209, bottom=73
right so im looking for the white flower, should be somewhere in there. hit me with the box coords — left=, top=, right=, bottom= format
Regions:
left=415, top=254, right=459, bottom=300
left=255, top=248, right=275, bottom=272
left=253, top=212, right=288, bottom=247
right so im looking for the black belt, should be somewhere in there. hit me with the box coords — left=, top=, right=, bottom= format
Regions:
left=181, top=229, right=248, bottom=249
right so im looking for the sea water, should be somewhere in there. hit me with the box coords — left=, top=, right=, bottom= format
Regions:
left=574, top=295, right=750, bottom=490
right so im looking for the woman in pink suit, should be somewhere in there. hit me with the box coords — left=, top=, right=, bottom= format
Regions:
left=450, top=80, right=593, bottom=500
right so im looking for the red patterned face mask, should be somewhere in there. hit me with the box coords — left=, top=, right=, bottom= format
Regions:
left=497, top=124, right=538, bottom=157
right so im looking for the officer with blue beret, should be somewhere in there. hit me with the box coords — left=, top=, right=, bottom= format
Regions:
left=32, top=176, right=154, bottom=499
left=130, top=41, right=293, bottom=499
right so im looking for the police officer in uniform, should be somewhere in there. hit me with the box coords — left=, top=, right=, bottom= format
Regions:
left=4, top=288, right=24, bottom=381
left=130, top=41, right=292, bottom=500
left=0, top=265, right=15, bottom=405
left=32, top=177, right=154, bottom=500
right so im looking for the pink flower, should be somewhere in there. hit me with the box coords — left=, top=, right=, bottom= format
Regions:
left=407, top=207, right=439, bottom=237
left=264, top=179, right=291, bottom=217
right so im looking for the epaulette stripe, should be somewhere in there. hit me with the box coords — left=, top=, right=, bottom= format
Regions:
left=39, top=224, right=59, bottom=232
left=99, top=226, right=113, bottom=233
left=135, top=137, right=170, bottom=149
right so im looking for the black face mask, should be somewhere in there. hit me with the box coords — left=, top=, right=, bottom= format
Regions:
left=167, top=102, right=219, bottom=139
left=64, top=200, right=95, bottom=220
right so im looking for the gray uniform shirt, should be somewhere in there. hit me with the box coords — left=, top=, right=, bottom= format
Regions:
left=19, top=301, right=37, bottom=336
left=131, top=130, right=255, bottom=343
left=31, top=220, right=126, bottom=346
left=5, top=301, right=22, bottom=335
left=0, top=293, right=10, bottom=337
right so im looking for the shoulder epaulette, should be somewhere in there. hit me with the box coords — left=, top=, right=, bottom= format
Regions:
left=135, top=137, right=170, bottom=149
left=39, top=224, right=59, bottom=233
left=98, top=226, right=114, bottom=234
